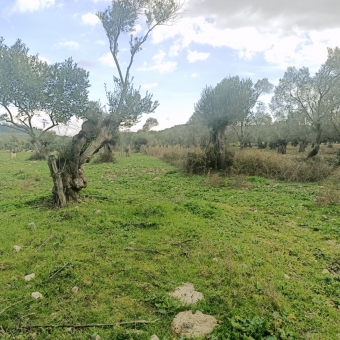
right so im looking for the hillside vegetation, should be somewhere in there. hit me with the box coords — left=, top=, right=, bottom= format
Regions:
left=0, top=152, right=340, bottom=339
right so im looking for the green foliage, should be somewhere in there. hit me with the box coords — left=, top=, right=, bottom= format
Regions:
left=97, top=0, right=182, bottom=128
left=271, top=47, right=340, bottom=151
left=133, top=136, right=148, bottom=152
left=192, top=76, right=273, bottom=150
left=0, top=37, right=90, bottom=153
left=183, top=200, right=219, bottom=218
left=143, top=117, right=159, bottom=132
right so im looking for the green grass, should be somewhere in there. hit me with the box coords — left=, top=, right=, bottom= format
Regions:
left=0, top=151, right=340, bottom=339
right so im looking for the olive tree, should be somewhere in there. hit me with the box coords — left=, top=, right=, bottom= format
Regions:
left=47, top=0, right=182, bottom=207
left=0, top=38, right=89, bottom=159
left=192, top=76, right=273, bottom=151
left=270, top=47, right=340, bottom=157
left=143, top=117, right=159, bottom=131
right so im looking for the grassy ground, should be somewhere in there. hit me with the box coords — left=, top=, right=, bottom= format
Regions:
left=0, top=151, right=340, bottom=339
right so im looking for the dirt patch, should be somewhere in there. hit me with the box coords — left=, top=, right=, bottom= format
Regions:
left=171, top=310, right=217, bottom=338
left=169, top=282, right=203, bottom=305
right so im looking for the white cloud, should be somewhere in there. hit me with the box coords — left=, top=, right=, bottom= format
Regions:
left=151, top=15, right=340, bottom=71
left=95, top=40, right=106, bottom=45
left=169, top=41, right=182, bottom=57
left=82, top=13, right=100, bottom=26
left=187, top=0, right=340, bottom=31
left=14, top=0, right=55, bottom=12
left=98, top=52, right=116, bottom=67
left=190, top=73, right=200, bottom=78
left=187, top=49, right=210, bottom=63
left=140, top=82, right=158, bottom=90
left=54, top=41, right=80, bottom=49
left=138, top=51, right=177, bottom=74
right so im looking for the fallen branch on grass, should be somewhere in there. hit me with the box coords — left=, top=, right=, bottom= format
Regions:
left=18, top=319, right=159, bottom=330
left=124, top=247, right=164, bottom=255
left=36, top=233, right=55, bottom=251
left=0, top=298, right=31, bottom=316
left=40, top=262, right=71, bottom=284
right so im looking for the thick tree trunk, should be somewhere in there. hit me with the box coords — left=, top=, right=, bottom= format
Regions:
left=48, top=117, right=118, bottom=207
left=308, top=123, right=322, bottom=158
left=277, top=140, right=287, bottom=154
left=31, top=139, right=49, bottom=160
left=298, top=140, right=307, bottom=153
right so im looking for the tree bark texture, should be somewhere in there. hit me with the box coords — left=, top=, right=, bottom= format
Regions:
left=48, top=117, right=118, bottom=207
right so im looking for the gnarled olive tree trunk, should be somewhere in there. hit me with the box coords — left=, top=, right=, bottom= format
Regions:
left=307, top=122, right=322, bottom=158
left=48, top=117, right=118, bottom=207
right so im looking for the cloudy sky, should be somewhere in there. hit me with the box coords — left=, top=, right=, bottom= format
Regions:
left=1, top=0, right=340, bottom=132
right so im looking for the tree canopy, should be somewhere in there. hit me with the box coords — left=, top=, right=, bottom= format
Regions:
left=270, top=47, right=340, bottom=156
left=192, top=76, right=272, bottom=149
left=0, top=37, right=90, bottom=157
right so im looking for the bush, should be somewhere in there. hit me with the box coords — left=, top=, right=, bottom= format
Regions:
left=185, top=151, right=207, bottom=174
left=92, top=151, right=116, bottom=164
left=231, top=150, right=334, bottom=182
left=184, top=147, right=234, bottom=174
left=147, top=146, right=335, bottom=182
left=28, top=152, right=46, bottom=161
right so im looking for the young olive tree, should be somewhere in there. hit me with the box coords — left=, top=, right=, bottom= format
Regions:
left=270, top=47, right=340, bottom=157
left=0, top=38, right=89, bottom=159
left=47, top=0, right=182, bottom=207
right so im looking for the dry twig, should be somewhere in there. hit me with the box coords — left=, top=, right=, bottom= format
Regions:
left=36, top=233, right=55, bottom=251
left=18, top=319, right=159, bottom=330
left=0, top=298, right=30, bottom=316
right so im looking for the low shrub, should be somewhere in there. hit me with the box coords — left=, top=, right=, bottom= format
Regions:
left=28, top=152, right=46, bottom=161
left=92, top=151, right=116, bottom=164
left=231, top=150, right=334, bottom=182
left=147, top=146, right=335, bottom=182
left=315, top=184, right=340, bottom=206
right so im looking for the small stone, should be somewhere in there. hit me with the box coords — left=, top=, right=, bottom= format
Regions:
left=322, top=269, right=330, bottom=274
left=66, top=327, right=73, bottom=332
left=150, top=335, right=160, bottom=340
left=84, top=280, right=92, bottom=286
left=322, top=215, right=328, bottom=219
left=284, top=274, right=290, bottom=279
left=31, top=292, right=43, bottom=299
left=95, top=209, right=101, bottom=213
left=153, top=177, right=161, bottom=181
left=25, top=273, right=35, bottom=281
left=212, top=257, right=218, bottom=262
left=75, top=206, right=79, bottom=209
left=13, top=245, right=21, bottom=252
left=72, top=286, right=79, bottom=294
